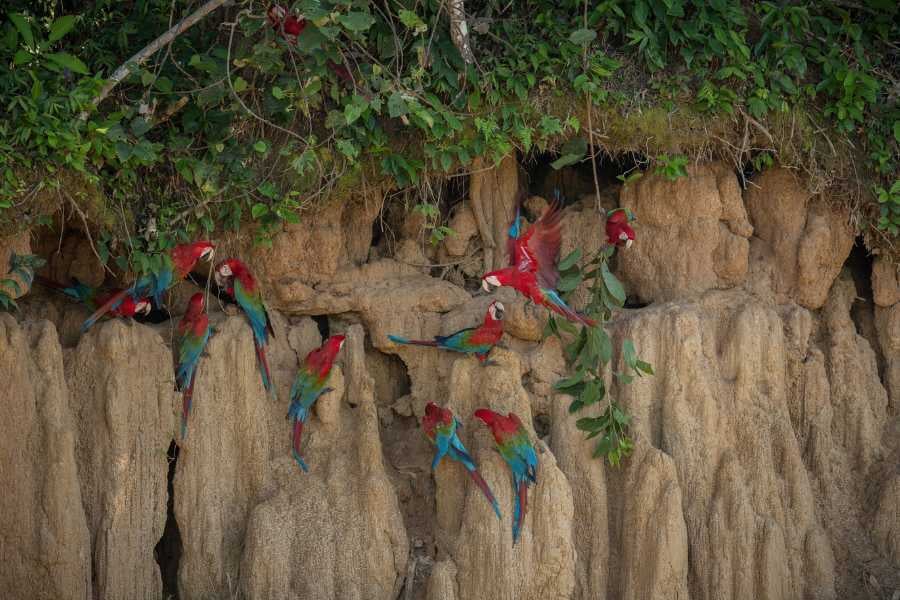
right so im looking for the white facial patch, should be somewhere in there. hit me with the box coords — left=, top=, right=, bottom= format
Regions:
left=218, top=263, right=233, bottom=277
left=491, top=301, right=505, bottom=320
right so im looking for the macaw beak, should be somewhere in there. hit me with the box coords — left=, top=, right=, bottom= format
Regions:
left=201, top=246, right=215, bottom=261
left=482, top=275, right=500, bottom=292
left=137, top=302, right=151, bottom=315
left=625, top=238, right=633, bottom=249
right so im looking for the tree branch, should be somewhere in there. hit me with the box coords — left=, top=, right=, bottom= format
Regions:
left=81, top=0, right=230, bottom=118
left=448, top=0, right=474, bottom=64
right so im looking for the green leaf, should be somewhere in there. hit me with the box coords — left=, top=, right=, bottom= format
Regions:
left=344, top=96, right=368, bottom=125
left=9, top=14, right=33, bottom=48
left=612, top=405, right=631, bottom=426
left=569, top=28, right=597, bottom=46
left=45, top=52, right=89, bottom=74
left=251, top=203, right=268, bottom=219
left=622, top=339, right=637, bottom=369
left=114, top=142, right=132, bottom=162
left=601, top=263, right=626, bottom=305
left=636, top=360, right=654, bottom=375
left=13, top=49, right=31, bottom=65
left=894, top=121, right=900, bottom=144
left=398, top=9, right=427, bottom=34
left=49, top=15, right=76, bottom=42
left=233, top=77, right=248, bottom=93
left=388, top=92, right=409, bottom=118
left=582, top=379, right=604, bottom=405
left=593, top=432, right=614, bottom=458
left=558, top=249, right=582, bottom=271
left=338, top=12, right=375, bottom=32
left=553, top=369, right=585, bottom=392
left=590, top=327, right=612, bottom=364
left=551, top=137, right=588, bottom=170
left=568, top=399, right=584, bottom=413
left=557, top=272, right=583, bottom=293
left=154, top=76, right=173, bottom=93
left=576, top=417, right=598, bottom=432
left=253, top=141, right=269, bottom=153
left=130, top=117, right=151, bottom=137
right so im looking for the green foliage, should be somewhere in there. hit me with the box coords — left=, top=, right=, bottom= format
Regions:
left=546, top=245, right=652, bottom=466
left=654, top=153, right=688, bottom=180
left=0, top=252, right=45, bottom=311
left=0, top=0, right=896, bottom=258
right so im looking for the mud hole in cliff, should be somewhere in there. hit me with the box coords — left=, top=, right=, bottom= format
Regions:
left=364, top=345, right=436, bottom=597
left=524, top=147, right=647, bottom=202
left=154, top=440, right=182, bottom=600
left=845, top=237, right=883, bottom=375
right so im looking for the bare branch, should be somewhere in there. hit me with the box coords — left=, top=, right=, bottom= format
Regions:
left=81, top=0, right=230, bottom=118
left=448, top=0, right=474, bottom=64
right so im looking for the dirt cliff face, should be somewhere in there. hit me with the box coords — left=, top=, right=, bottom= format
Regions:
left=0, top=160, right=897, bottom=600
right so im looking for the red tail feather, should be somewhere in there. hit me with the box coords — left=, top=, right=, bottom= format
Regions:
left=518, top=479, right=528, bottom=531
left=468, top=469, right=499, bottom=510
left=254, top=340, right=274, bottom=394
left=293, top=419, right=304, bottom=455
left=180, top=379, right=194, bottom=440
left=547, top=301, right=596, bottom=327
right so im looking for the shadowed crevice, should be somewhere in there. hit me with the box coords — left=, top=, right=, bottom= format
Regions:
left=154, top=440, right=182, bottom=600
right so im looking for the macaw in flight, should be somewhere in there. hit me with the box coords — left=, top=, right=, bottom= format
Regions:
left=481, top=198, right=595, bottom=327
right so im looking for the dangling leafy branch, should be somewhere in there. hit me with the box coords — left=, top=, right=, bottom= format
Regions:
left=547, top=244, right=652, bottom=466
left=0, top=253, right=45, bottom=311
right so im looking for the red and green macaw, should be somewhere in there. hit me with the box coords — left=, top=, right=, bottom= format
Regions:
left=606, top=208, right=636, bottom=248
left=37, top=275, right=152, bottom=319
left=422, top=402, right=501, bottom=518
left=474, top=409, right=538, bottom=544
left=175, top=293, right=212, bottom=440
left=214, top=258, right=276, bottom=397
left=81, top=241, right=215, bottom=331
left=287, top=334, right=345, bottom=471
left=388, top=300, right=505, bottom=364
left=482, top=201, right=596, bottom=327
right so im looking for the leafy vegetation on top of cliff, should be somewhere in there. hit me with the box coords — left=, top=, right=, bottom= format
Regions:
left=0, top=0, right=897, bottom=257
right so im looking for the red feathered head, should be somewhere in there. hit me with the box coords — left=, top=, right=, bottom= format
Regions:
left=605, top=208, right=636, bottom=248
left=185, top=292, right=205, bottom=316
left=268, top=5, right=306, bottom=42
left=323, top=334, right=346, bottom=356
left=214, top=257, right=250, bottom=290
left=171, top=240, right=215, bottom=277
left=481, top=267, right=517, bottom=292
left=422, top=402, right=452, bottom=436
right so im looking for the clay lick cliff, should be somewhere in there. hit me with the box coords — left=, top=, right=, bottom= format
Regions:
left=1, top=156, right=898, bottom=600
